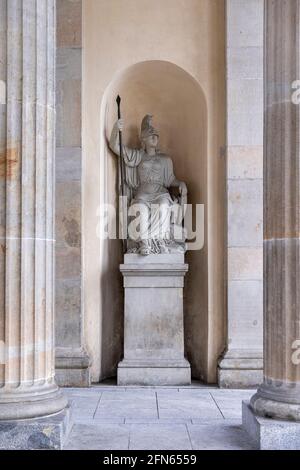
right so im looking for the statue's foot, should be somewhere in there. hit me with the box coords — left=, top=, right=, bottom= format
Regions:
left=139, top=241, right=151, bottom=256
left=140, top=247, right=151, bottom=256
left=159, top=245, right=169, bottom=254
left=157, top=240, right=170, bottom=254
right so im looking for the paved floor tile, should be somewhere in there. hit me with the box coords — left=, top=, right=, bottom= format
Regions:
left=125, top=418, right=192, bottom=424
left=92, top=418, right=125, bottom=424
left=211, top=390, right=253, bottom=401
left=159, top=408, right=222, bottom=419
left=129, top=424, right=192, bottom=450
left=65, top=424, right=130, bottom=450
left=68, top=395, right=101, bottom=422
left=158, top=394, right=222, bottom=419
left=210, top=391, right=254, bottom=419
left=155, top=389, right=180, bottom=395
left=191, top=418, right=238, bottom=425
left=64, top=388, right=102, bottom=396
left=95, top=402, right=158, bottom=419
left=221, top=409, right=244, bottom=419
left=101, top=390, right=156, bottom=400
left=93, top=386, right=127, bottom=392
left=63, top=386, right=256, bottom=450
left=177, top=389, right=217, bottom=396
left=187, top=423, right=254, bottom=450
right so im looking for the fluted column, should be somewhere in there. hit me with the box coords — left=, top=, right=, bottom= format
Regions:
left=0, top=0, right=67, bottom=420
left=250, top=0, right=300, bottom=421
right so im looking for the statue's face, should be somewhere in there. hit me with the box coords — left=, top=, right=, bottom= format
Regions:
left=144, top=134, right=159, bottom=149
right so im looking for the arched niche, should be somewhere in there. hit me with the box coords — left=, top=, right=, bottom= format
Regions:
left=99, top=60, right=208, bottom=380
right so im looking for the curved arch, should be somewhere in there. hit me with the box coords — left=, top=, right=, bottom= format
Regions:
left=98, top=60, right=208, bottom=380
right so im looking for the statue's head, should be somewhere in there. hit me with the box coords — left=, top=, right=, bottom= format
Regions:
left=140, top=115, right=159, bottom=151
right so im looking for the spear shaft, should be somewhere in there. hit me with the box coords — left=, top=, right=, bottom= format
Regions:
left=116, top=95, right=125, bottom=197
left=116, top=95, right=126, bottom=251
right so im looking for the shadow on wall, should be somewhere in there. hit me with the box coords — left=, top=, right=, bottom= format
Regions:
left=98, top=60, right=208, bottom=381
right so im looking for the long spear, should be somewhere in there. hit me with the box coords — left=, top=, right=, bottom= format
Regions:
left=116, top=95, right=127, bottom=252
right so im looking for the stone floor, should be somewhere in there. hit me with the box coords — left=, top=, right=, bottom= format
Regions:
left=63, top=383, right=256, bottom=450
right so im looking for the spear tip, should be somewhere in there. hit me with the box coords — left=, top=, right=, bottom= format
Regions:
left=116, top=95, right=121, bottom=105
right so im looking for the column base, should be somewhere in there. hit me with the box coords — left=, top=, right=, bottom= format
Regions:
left=0, top=384, right=68, bottom=421
left=0, top=405, right=73, bottom=450
left=250, top=389, right=300, bottom=422
left=242, top=401, right=300, bottom=450
left=218, top=350, right=263, bottom=388
left=117, top=359, right=191, bottom=386
left=55, top=347, right=91, bottom=387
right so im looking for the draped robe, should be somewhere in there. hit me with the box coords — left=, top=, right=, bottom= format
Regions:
left=121, top=147, right=176, bottom=242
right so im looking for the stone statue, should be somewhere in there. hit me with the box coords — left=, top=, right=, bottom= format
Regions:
left=109, top=115, right=188, bottom=255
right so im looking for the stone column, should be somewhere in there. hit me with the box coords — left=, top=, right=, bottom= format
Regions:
left=243, top=0, right=300, bottom=450
left=218, top=0, right=264, bottom=388
left=0, top=0, right=67, bottom=423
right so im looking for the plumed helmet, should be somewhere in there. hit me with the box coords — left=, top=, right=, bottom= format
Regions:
left=140, top=115, right=159, bottom=140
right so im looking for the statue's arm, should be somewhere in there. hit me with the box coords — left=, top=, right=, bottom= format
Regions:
left=109, top=120, right=122, bottom=156
left=109, top=120, right=142, bottom=167
left=169, top=177, right=181, bottom=188
left=165, top=157, right=187, bottom=196
left=170, top=177, right=188, bottom=197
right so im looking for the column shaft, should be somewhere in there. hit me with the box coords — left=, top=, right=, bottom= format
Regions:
left=0, top=0, right=66, bottom=420
left=250, top=0, right=300, bottom=421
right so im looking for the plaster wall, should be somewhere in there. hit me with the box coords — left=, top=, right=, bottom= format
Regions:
left=83, top=0, right=226, bottom=382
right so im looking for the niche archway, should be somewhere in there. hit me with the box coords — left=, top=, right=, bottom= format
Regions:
left=99, top=60, right=208, bottom=381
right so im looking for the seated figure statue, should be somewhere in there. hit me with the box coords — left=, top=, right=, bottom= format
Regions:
left=109, top=114, right=188, bottom=255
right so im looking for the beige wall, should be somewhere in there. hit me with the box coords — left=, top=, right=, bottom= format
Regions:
left=83, top=0, right=226, bottom=382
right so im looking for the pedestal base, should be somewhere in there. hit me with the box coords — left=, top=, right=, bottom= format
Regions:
left=0, top=406, right=73, bottom=450
left=218, top=350, right=263, bottom=388
left=118, top=359, right=191, bottom=386
left=218, top=369, right=263, bottom=389
left=118, top=254, right=191, bottom=386
left=55, top=347, right=91, bottom=387
left=242, top=401, right=300, bottom=450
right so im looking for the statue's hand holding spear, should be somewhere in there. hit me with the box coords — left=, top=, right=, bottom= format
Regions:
left=116, top=117, right=124, bottom=133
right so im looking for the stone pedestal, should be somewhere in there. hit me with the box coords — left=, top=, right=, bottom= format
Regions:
left=0, top=0, right=70, bottom=448
left=242, top=402, right=300, bottom=450
left=0, top=407, right=73, bottom=450
left=117, top=254, right=191, bottom=385
left=243, top=0, right=300, bottom=449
